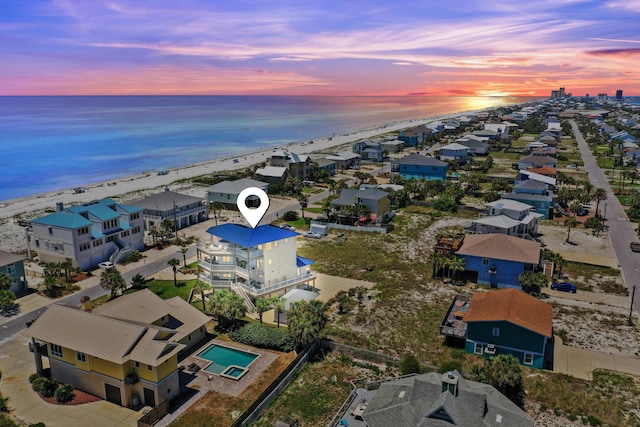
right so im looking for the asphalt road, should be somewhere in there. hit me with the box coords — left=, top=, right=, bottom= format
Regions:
left=0, top=247, right=196, bottom=344
left=570, top=120, right=640, bottom=313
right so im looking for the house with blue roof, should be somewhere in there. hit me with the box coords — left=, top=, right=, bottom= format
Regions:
left=391, top=153, right=448, bottom=181
left=29, top=199, right=144, bottom=270
left=438, top=143, right=470, bottom=163
left=197, top=224, right=315, bottom=302
left=502, top=180, right=556, bottom=219
left=353, top=140, right=383, bottom=162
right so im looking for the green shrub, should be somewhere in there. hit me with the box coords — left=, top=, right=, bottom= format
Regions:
left=283, top=211, right=299, bottom=221
left=28, top=373, right=42, bottom=384
left=438, top=360, right=462, bottom=374
left=33, top=378, right=57, bottom=398
left=54, top=384, right=75, bottom=404
left=398, top=353, right=421, bottom=375
left=229, top=323, right=295, bottom=352
left=28, top=423, right=47, bottom=427
left=0, top=394, right=8, bottom=413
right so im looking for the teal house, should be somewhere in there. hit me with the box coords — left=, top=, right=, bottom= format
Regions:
left=0, top=250, right=27, bottom=294
left=463, top=288, right=552, bottom=369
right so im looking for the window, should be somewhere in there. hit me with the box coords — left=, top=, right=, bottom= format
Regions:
left=524, top=353, right=533, bottom=365
left=265, top=242, right=272, bottom=251
left=135, top=361, right=140, bottom=368
left=51, top=344, right=63, bottom=357
left=482, top=258, right=490, bottom=266
left=48, top=227, right=53, bottom=235
left=474, top=343, right=483, bottom=355
left=147, top=364, right=153, bottom=371
left=77, top=352, right=87, bottom=362
left=492, top=327, right=500, bottom=337
left=268, top=259, right=272, bottom=265
left=79, top=242, right=90, bottom=251
left=188, top=334, right=191, bottom=341
left=6, top=264, right=15, bottom=274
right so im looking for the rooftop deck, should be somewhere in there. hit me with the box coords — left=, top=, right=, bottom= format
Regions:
left=440, top=294, right=471, bottom=339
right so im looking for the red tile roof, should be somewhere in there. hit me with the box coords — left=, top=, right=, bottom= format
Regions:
left=464, top=288, right=552, bottom=337
left=526, top=166, right=557, bottom=176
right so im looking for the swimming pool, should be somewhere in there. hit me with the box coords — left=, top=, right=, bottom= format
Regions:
left=196, top=344, right=259, bottom=380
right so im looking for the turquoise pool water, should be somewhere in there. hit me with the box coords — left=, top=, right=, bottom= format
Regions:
left=223, top=366, right=245, bottom=378
left=196, top=344, right=258, bottom=375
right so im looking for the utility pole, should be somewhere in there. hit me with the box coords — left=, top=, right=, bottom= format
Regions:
left=629, top=284, right=637, bottom=326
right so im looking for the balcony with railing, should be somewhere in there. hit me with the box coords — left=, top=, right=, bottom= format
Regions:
left=198, top=272, right=315, bottom=296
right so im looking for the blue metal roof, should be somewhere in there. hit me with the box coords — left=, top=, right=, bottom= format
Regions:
left=68, top=199, right=120, bottom=221
left=206, top=224, right=299, bottom=246
left=32, top=211, right=92, bottom=228
left=296, top=255, right=315, bottom=267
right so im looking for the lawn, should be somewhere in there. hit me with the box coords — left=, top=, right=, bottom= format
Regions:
left=125, top=279, right=196, bottom=301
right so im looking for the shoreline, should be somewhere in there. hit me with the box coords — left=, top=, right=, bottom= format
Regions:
left=0, top=110, right=479, bottom=220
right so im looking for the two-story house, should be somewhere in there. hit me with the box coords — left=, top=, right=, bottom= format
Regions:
left=455, top=233, right=541, bottom=289
left=207, top=178, right=270, bottom=209
left=352, top=141, right=383, bottom=162
left=518, top=154, right=558, bottom=170
left=197, top=224, right=316, bottom=300
left=0, top=250, right=27, bottom=294
left=502, top=179, right=556, bottom=219
left=25, top=289, right=210, bottom=408
left=466, top=199, right=543, bottom=239
left=131, top=189, right=208, bottom=231
left=324, top=151, right=361, bottom=171
left=29, top=198, right=144, bottom=270
left=332, top=188, right=391, bottom=224
left=268, top=151, right=312, bottom=180
left=438, top=143, right=470, bottom=163
left=391, top=153, right=448, bottom=181
left=463, top=288, right=552, bottom=369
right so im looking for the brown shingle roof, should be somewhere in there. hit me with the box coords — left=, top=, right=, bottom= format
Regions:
left=463, top=289, right=552, bottom=337
left=456, top=234, right=540, bottom=264
left=527, top=166, right=557, bottom=176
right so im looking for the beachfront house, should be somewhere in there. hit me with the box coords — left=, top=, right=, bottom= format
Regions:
left=352, top=140, right=384, bottom=162
left=457, top=137, right=490, bottom=155
left=206, top=178, right=270, bottom=209
left=437, top=143, right=470, bottom=163
left=268, top=151, right=312, bottom=180
left=25, top=289, right=210, bottom=408
left=380, top=138, right=404, bottom=153
left=312, top=157, right=337, bottom=176
left=29, top=198, right=144, bottom=270
left=255, top=166, right=289, bottom=184
left=455, top=233, right=541, bottom=289
left=130, top=189, right=208, bottom=231
left=359, top=370, right=534, bottom=427
left=0, top=250, right=27, bottom=294
left=197, top=224, right=316, bottom=301
left=324, top=151, right=361, bottom=171
left=332, top=188, right=391, bottom=224
left=466, top=199, right=542, bottom=239
left=462, top=288, right=552, bottom=369
left=391, top=153, right=448, bottom=181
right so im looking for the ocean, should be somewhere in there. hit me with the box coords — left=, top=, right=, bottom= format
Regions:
left=0, top=95, right=539, bottom=202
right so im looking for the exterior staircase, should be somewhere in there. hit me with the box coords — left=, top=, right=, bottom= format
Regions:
left=231, top=283, right=256, bottom=313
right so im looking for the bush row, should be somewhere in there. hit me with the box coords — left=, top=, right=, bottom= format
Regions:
left=229, top=323, right=295, bottom=352
left=30, top=374, right=74, bottom=404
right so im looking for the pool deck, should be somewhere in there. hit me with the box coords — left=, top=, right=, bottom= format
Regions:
left=156, top=338, right=278, bottom=426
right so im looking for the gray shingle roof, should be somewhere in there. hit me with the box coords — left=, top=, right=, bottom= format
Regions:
left=362, top=371, right=534, bottom=427
left=396, top=153, right=447, bottom=167
left=131, top=190, right=204, bottom=211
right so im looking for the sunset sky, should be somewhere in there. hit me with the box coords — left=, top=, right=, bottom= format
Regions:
left=2, top=0, right=640, bottom=97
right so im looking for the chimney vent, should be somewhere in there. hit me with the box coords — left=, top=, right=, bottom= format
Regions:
left=56, top=202, right=64, bottom=212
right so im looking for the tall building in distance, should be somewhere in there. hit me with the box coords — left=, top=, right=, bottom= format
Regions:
left=559, top=87, right=565, bottom=97
left=551, top=87, right=567, bottom=98
left=616, top=89, right=623, bottom=100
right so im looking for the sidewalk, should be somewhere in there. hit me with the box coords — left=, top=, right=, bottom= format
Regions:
left=553, top=335, right=640, bottom=380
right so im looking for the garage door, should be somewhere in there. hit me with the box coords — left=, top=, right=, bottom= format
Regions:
left=105, top=383, right=122, bottom=406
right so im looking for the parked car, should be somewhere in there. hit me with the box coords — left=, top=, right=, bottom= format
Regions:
left=631, top=241, right=640, bottom=253
left=304, top=231, right=322, bottom=239
left=551, top=281, right=577, bottom=293
left=98, top=261, right=114, bottom=270
left=280, top=224, right=295, bottom=231
left=577, top=208, right=589, bottom=216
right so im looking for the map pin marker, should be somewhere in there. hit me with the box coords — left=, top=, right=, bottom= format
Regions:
left=237, top=187, right=270, bottom=228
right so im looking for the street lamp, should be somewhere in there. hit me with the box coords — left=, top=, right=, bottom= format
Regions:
left=629, top=284, right=637, bottom=326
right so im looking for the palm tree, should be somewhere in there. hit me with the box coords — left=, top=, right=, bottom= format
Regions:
left=223, top=292, right=247, bottom=330
left=271, top=296, right=285, bottom=328
left=100, top=268, right=126, bottom=298
left=180, top=245, right=189, bottom=268
left=255, top=297, right=272, bottom=324
left=0, top=272, right=11, bottom=291
left=594, top=188, right=607, bottom=218
left=167, top=258, right=181, bottom=287
left=428, top=252, right=443, bottom=279
left=296, top=193, right=309, bottom=219
left=211, top=202, right=225, bottom=226
left=209, top=289, right=229, bottom=323
left=565, top=216, right=578, bottom=243
left=60, top=258, right=73, bottom=282
left=449, top=256, right=466, bottom=282
left=149, top=226, right=160, bottom=246
left=287, top=300, right=328, bottom=349
left=354, top=286, right=367, bottom=305
left=192, top=279, right=211, bottom=311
